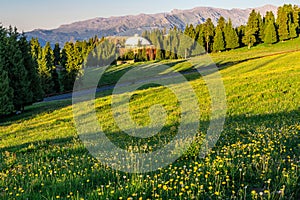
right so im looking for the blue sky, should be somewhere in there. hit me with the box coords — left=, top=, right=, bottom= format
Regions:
left=0, top=0, right=299, bottom=31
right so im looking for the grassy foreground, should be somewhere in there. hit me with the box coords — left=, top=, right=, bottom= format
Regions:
left=0, top=40, right=300, bottom=199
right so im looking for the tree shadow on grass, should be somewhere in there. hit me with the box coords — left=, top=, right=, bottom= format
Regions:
left=0, top=109, right=299, bottom=198
left=0, top=100, right=73, bottom=126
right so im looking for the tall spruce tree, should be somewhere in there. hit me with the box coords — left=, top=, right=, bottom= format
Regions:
left=52, top=43, right=61, bottom=93
left=289, top=21, right=298, bottom=39
left=277, top=6, right=290, bottom=41
left=19, top=34, right=43, bottom=103
left=257, top=12, right=264, bottom=43
left=195, top=24, right=206, bottom=48
left=0, top=26, right=14, bottom=114
left=0, top=65, right=14, bottom=115
left=237, top=25, right=246, bottom=47
left=264, top=22, right=278, bottom=44
left=170, top=29, right=179, bottom=59
left=213, top=27, right=225, bottom=52
left=38, top=42, right=55, bottom=95
left=243, top=10, right=260, bottom=49
left=213, top=18, right=226, bottom=52
left=53, top=43, right=61, bottom=66
left=293, top=5, right=300, bottom=34
left=217, top=17, right=226, bottom=32
left=263, top=11, right=278, bottom=44
left=203, top=18, right=215, bottom=52
left=4, top=27, right=29, bottom=111
left=179, top=31, right=194, bottom=58
left=224, top=19, right=240, bottom=50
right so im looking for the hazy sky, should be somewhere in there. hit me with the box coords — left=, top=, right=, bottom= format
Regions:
left=0, top=0, right=299, bottom=32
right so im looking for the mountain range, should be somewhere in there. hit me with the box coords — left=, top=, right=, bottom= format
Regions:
left=26, top=5, right=278, bottom=46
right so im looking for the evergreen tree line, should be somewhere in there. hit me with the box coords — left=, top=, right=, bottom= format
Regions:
left=30, top=36, right=107, bottom=94
left=0, top=26, right=44, bottom=115
left=0, top=26, right=109, bottom=115
left=134, top=4, right=300, bottom=62
left=0, top=4, right=299, bottom=115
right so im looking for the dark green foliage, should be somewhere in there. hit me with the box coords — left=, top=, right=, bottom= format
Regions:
left=3, top=27, right=29, bottom=111
left=184, top=24, right=196, bottom=39
left=213, top=27, right=225, bottom=52
left=52, top=43, right=62, bottom=93
left=224, top=19, right=240, bottom=50
left=53, top=43, right=61, bottom=66
left=178, top=33, right=194, bottom=58
left=217, top=16, right=226, bottom=32
left=292, top=5, right=300, bottom=34
left=19, top=35, right=43, bottom=102
left=257, top=12, right=264, bottom=42
left=155, top=40, right=164, bottom=60
left=61, top=42, right=79, bottom=91
left=263, top=12, right=278, bottom=44
left=0, top=66, right=14, bottom=115
left=264, top=23, right=278, bottom=44
left=289, top=22, right=298, bottom=39
left=84, top=39, right=116, bottom=67
left=237, top=25, right=246, bottom=47
left=203, top=18, right=215, bottom=52
left=0, top=27, right=14, bottom=115
left=38, top=42, right=55, bottom=95
left=243, top=10, right=262, bottom=49
left=195, top=24, right=205, bottom=48
left=213, top=17, right=226, bottom=52
left=277, top=5, right=291, bottom=41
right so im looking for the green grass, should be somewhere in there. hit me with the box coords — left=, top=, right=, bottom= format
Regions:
left=0, top=40, right=299, bottom=199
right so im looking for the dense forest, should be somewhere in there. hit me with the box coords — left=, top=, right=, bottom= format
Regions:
left=0, top=4, right=299, bottom=115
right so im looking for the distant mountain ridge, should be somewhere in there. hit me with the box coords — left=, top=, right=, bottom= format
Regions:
left=26, top=5, right=278, bottom=46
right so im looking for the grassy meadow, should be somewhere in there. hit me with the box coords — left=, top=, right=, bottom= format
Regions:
left=0, top=39, right=300, bottom=199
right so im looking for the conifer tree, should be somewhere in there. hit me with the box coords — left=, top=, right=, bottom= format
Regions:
left=38, top=42, right=55, bottom=95
left=224, top=19, right=240, bottom=50
left=243, top=10, right=260, bottom=49
left=277, top=6, right=290, bottom=41
left=4, top=27, right=29, bottom=110
left=156, top=42, right=163, bottom=60
left=195, top=24, right=205, bottom=48
left=19, top=34, right=43, bottom=102
left=0, top=26, right=14, bottom=114
left=170, top=29, right=179, bottom=59
left=264, top=22, right=278, bottom=44
left=178, top=32, right=194, bottom=58
left=213, top=27, right=225, bottom=52
left=293, top=5, right=300, bottom=34
left=203, top=18, right=215, bottom=52
left=257, top=12, right=264, bottom=43
left=212, top=17, right=227, bottom=52
left=263, top=11, right=278, bottom=44
left=52, top=43, right=61, bottom=93
left=237, top=25, right=246, bottom=46
left=289, top=22, right=298, bottom=39
left=53, top=43, right=61, bottom=66
left=0, top=66, right=14, bottom=115
left=217, top=17, right=226, bottom=32
left=163, top=35, right=171, bottom=59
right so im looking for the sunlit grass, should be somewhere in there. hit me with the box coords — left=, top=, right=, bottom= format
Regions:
left=0, top=41, right=299, bottom=199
